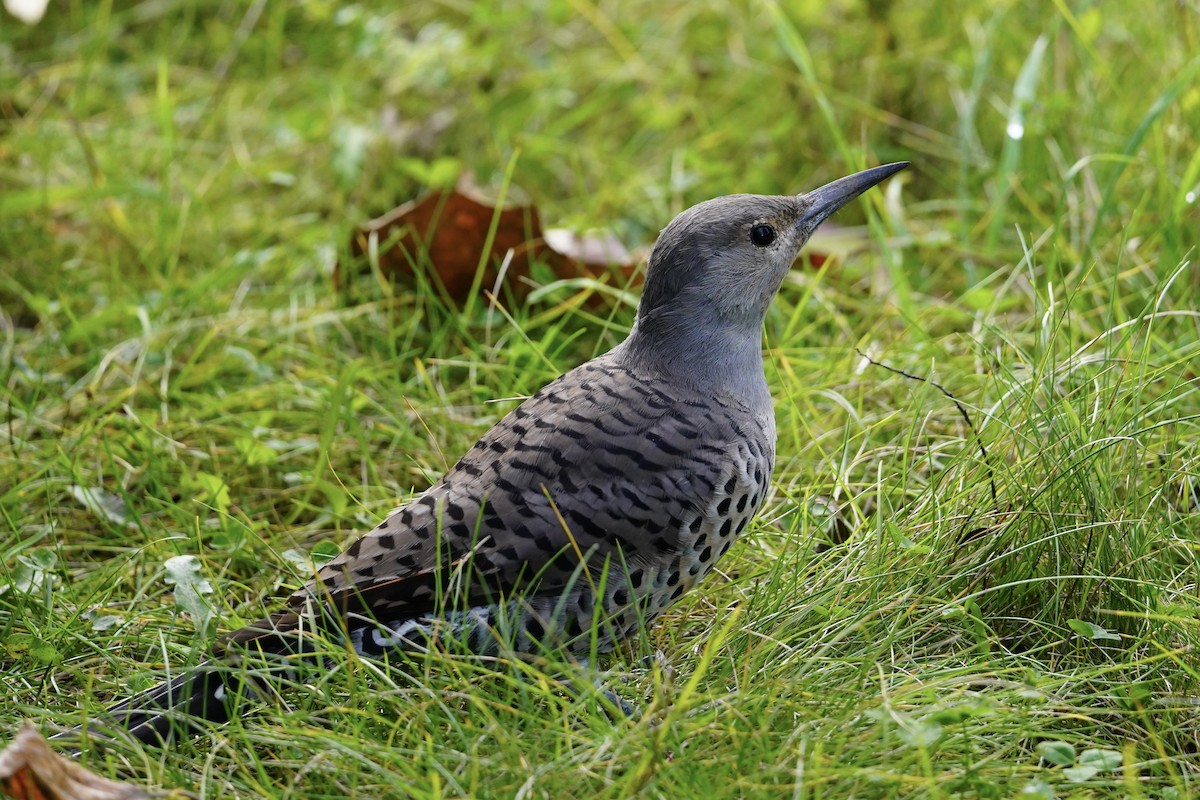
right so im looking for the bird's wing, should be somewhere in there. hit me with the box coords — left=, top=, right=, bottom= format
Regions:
left=283, top=354, right=761, bottom=628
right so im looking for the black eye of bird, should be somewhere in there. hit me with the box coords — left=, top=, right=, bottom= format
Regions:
left=749, top=224, right=776, bottom=247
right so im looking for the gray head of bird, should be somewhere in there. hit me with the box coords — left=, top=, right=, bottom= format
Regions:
left=618, top=162, right=908, bottom=392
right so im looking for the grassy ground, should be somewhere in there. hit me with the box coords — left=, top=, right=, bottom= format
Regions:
left=2, top=1, right=1199, bottom=797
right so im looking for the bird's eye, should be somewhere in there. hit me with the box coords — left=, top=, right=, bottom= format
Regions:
left=750, top=224, right=776, bottom=247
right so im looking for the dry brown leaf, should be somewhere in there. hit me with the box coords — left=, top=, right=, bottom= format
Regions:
left=0, top=723, right=152, bottom=800
left=339, top=180, right=545, bottom=299
left=337, top=178, right=639, bottom=303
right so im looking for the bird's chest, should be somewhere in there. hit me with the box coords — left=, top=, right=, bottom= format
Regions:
left=640, top=435, right=775, bottom=614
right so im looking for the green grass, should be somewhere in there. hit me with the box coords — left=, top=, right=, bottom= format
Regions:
left=2, top=1, right=1199, bottom=797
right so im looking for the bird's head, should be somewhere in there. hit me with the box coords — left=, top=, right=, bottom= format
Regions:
left=635, top=162, right=908, bottom=330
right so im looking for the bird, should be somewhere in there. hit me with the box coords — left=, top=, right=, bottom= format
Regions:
left=67, top=161, right=908, bottom=747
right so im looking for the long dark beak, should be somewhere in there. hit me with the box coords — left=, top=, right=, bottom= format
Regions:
left=798, top=161, right=909, bottom=230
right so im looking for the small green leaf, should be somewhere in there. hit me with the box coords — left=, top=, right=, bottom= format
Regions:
left=24, top=548, right=57, bottom=571
left=311, top=540, right=342, bottom=564
left=30, top=641, right=62, bottom=665
left=1067, top=618, right=1121, bottom=641
left=4, top=633, right=33, bottom=657
left=1036, top=740, right=1076, bottom=766
left=4, top=633, right=61, bottom=664
left=0, top=548, right=58, bottom=595
left=164, top=554, right=215, bottom=635
left=1078, top=748, right=1122, bottom=771
left=1063, top=765, right=1098, bottom=783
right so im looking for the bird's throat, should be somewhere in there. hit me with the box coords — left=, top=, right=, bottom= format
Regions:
left=614, top=309, right=770, bottom=408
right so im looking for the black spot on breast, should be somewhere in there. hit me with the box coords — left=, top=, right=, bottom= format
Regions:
left=724, top=477, right=737, bottom=494
left=377, top=534, right=395, bottom=550
left=629, top=569, right=645, bottom=588
left=736, top=494, right=748, bottom=513
left=720, top=518, right=732, bottom=537
left=699, top=545, right=712, bottom=563
left=613, top=589, right=629, bottom=605
left=717, top=497, right=731, bottom=515
left=670, top=584, right=685, bottom=600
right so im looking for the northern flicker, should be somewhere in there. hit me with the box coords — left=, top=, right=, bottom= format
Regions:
left=69, top=162, right=908, bottom=745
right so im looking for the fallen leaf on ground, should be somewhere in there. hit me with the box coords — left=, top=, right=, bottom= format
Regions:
left=338, top=180, right=545, bottom=299
left=337, top=177, right=638, bottom=303
left=0, top=723, right=151, bottom=800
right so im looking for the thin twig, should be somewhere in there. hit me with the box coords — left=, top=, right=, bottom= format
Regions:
left=855, top=348, right=998, bottom=504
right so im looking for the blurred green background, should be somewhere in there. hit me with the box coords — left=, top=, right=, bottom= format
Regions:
left=4, top=1, right=1195, bottom=300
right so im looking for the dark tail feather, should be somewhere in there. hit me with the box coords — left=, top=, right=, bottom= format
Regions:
left=106, top=662, right=239, bottom=744
left=55, top=661, right=242, bottom=748
left=56, top=613, right=300, bottom=749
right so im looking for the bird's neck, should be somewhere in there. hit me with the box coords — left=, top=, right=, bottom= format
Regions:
left=612, top=305, right=771, bottom=409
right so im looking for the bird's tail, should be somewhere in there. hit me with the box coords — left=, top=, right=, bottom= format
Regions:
left=58, top=613, right=300, bottom=748
left=64, top=661, right=240, bottom=747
